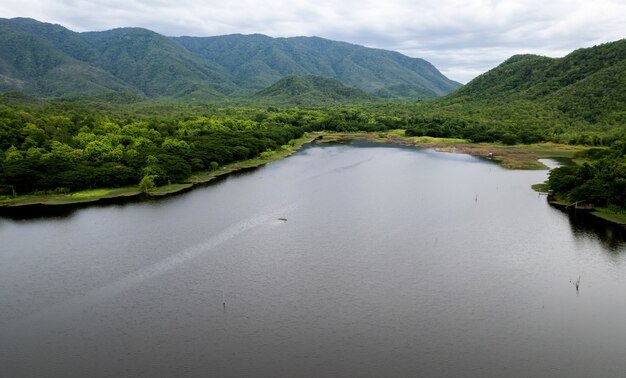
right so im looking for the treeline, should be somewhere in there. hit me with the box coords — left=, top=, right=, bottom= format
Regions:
left=403, top=100, right=626, bottom=146
left=548, top=144, right=626, bottom=209
left=1, top=96, right=626, bottom=206
left=404, top=115, right=545, bottom=144
left=0, top=100, right=408, bottom=194
left=0, top=103, right=305, bottom=194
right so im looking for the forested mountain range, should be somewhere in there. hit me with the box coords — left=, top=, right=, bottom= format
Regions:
left=0, top=17, right=461, bottom=101
left=173, top=33, right=460, bottom=97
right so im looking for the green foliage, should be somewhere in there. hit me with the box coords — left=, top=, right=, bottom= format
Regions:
left=400, top=39, right=626, bottom=148
left=440, top=39, right=626, bottom=129
left=548, top=146, right=626, bottom=208
left=253, top=76, right=375, bottom=106
left=139, top=175, right=156, bottom=193
left=0, top=100, right=310, bottom=193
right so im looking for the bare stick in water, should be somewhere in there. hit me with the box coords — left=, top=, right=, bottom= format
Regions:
left=570, top=276, right=581, bottom=293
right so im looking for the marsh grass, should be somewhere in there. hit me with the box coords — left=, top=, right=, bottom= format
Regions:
left=593, top=208, right=626, bottom=225
left=531, top=183, right=549, bottom=192
left=314, top=131, right=589, bottom=170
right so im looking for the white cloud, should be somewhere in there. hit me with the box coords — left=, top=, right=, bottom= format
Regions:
left=1, top=0, right=625, bottom=83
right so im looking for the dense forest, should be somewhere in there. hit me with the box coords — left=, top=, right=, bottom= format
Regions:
left=0, top=97, right=303, bottom=194
left=548, top=144, right=626, bottom=210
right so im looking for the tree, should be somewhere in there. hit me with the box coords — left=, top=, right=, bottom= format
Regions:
left=139, top=175, right=157, bottom=193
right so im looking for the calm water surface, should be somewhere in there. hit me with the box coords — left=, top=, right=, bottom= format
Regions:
left=1, top=141, right=626, bottom=378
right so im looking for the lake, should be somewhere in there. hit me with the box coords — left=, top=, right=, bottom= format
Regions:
left=1, top=140, right=626, bottom=377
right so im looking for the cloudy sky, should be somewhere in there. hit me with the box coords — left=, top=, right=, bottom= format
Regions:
left=2, top=0, right=625, bottom=83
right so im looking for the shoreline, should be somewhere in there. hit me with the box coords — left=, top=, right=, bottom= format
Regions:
left=0, top=130, right=592, bottom=214
left=323, top=133, right=626, bottom=227
left=314, top=130, right=588, bottom=169
left=547, top=198, right=626, bottom=226
left=590, top=211, right=626, bottom=226
left=0, top=133, right=317, bottom=212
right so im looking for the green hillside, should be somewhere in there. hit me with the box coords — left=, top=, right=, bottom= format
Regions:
left=397, top=39, right=626, bottom=146
left=175, top=34, right=461, bottom=98
left=253, top=75, right=375, bottom=105
left=0, top=18, right=460, bottom=100
left=0, top=18, right=135, bottom=96
left=80, top=28, right=236, bottom=98
left=446, top=39, right=626, bottom=124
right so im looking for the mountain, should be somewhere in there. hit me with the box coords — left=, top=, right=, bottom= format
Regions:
left=80, top=28, right=236, bottom=98
left=253, top=75, right=375, bottom=105
left=0, top=18, right=234, bottom=99
left=174, top=34, right=461, bottom=98
left=446, top=39, right=626, bottom=123
left=0, top=18, right=461, bottom=100
left=0, top=18, right=135, bottom=97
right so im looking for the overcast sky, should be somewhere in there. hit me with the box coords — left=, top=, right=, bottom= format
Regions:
left=2, top=0, right=625, bottom=83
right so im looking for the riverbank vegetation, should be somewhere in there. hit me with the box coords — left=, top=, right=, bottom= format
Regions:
left=547, top=143, right=626, bottom=222
left=315, top=130, right=587, bottom=169
left=0, top=95, right=623, bottom=210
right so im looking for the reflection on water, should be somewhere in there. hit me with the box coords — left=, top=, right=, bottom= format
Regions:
left=1, top=141, right=626, bottom=378
left=562, top=207, right=626, bottom=253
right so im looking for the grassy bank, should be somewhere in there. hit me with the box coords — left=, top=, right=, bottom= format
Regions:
left=531, top=183, right=549, bottom=193
left=547, top=197, right=626, bottom=226
left=592, top=208, right=626, bottom=225
left=0, top=187, right=142, bottom=207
